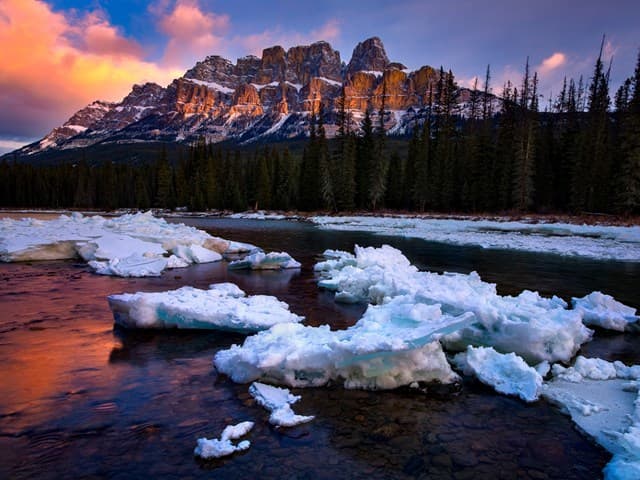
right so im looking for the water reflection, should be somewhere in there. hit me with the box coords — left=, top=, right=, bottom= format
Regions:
left=1, top=217, right=638, bottom=479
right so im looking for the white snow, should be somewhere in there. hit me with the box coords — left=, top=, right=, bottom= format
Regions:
left=249, top=382, right=314, bottom=427
left=285, top=81, right=303, bottom=92
left=316, top=245, right=592, bottom=364
left=360, top=70, right=384, bottom=77
left=311, top=215, right=640, bottom=261
left=251, top=81, right=279, bottom=91
left=228, top=251, right=301, bottom=270
left=228, top=211, right=290, bottom=220
left=259, top=113, right=291, bottom=137
left=214, top=296, right=473, bottom=389
left=316, top=76, right=342, bottom=87
left=194, top=421, right=254, bottom=459
left=187, top=78, right=235, bottom=94
left=64, top=125, right=88, bottom=133
left=543, top=356, right=640, bottom=479
left=454, top=346, right=543, bottom=402
left=573, top=292, right=638, bottom=331
left=108, top=283, right=303, bottom=332
left=0, top=212, right=258, bottom=277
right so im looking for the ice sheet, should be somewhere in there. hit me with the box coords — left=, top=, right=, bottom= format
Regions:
left=108, top=283, right=303, bottom=332
left=311, top=215, right=640, bottom=261
left=0, top=212, right=258, bottom=277
left=543, top=357, right=640, bottom=479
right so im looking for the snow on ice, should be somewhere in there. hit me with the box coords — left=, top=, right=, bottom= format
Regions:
left=0, top=212, right=258, bottom=277
left=311, top=215, right=640, bottom=261
left=315, top=245, right=592, bottom=364
left=453, top=346, right=543, bottom=402
left=248, top=382, right=314, bottom=427
left=215, top=245, right=636, bottom=392
left=194, top=421, right=254, bottom=459
left=573, top=292, right=638, bottom=332
left=228, top=251, right=301, bottom=270
left=543, top=356, right=640, bottom=480
left=108, top=283, right=303, bottom=332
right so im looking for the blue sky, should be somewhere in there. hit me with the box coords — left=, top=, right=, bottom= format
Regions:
left=1, top=0, right=639, bottom=153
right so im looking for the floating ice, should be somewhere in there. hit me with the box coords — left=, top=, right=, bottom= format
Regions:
left=311, top=215, right=640, bottom=261
left=453, top=346, right=543, bottom=402
left=316, top=245, right=593, bottom=364
left=89, top=254, right=168, bottom=277
left=108, top=283, right=303, bottom=332
left=228, top=251, right=301, bottom=270
left=214, top=296, right=473, bottom=389
left=194, top=421, right=254, bottom=459
left=249, top=382, right=314, bottom=427
left=0, top=212, right=258, bottom=277
left=542, top=356, right=640, bottom=479
left=572, top=292, right=638, bottom=332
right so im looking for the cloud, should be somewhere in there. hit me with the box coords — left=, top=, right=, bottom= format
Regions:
left=0, top=0, right=342, bottom=141
left=0, top=139, right=34, bottom=156
left=538, top=52, right=567, bottom=74
left=0, top=0, right=182, bottom=138
left=238, top=19, right=341, bottom=56
left=157, top=0, right=230, bottom=67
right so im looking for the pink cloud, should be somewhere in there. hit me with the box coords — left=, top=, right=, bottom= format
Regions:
left=0, top=0, right=182, bottom=136
left=238, top=19, right=341, bottom=57
left=157, top=0, right=230, bottom=66
left=538, top=52, right=567, bottom=74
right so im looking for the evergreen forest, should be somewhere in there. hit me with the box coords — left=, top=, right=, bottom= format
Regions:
left=2, top=45, right=639, bottom=215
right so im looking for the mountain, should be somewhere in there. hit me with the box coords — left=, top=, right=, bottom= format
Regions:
left=9, top=37, right=498, bottom=158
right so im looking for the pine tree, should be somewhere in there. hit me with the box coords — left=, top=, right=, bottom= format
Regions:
left=368, top=81, right=389, bottom=210
left=616, top=48, right=640, bottom=213
left=512, top=62, right=538, bottom=211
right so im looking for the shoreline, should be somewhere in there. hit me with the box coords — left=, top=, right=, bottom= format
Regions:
left=1, top=207, right=639, bottom=227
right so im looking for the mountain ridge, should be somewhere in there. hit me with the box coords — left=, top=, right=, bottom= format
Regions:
left=8, top=37, right=497, bottom=158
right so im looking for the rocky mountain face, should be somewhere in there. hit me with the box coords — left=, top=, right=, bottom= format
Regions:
left=14, top=37, right=499, bottom=156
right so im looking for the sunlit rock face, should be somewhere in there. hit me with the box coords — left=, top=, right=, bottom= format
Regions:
left=14, top=37, right=499, bottom=156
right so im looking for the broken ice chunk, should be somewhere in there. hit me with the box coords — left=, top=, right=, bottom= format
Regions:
left=108, top=283, right=303, bottom=332
left=194, top=421, right=254, bottom=459
left=572, top=291, right=638, bottom=332
left=228, top=251, right=301, bottom=270
left=249, top=382, right=314, bottom=427
left=453, top=346, right=543, bottom=402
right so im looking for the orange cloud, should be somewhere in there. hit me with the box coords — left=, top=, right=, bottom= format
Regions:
left=0, top=0, right=182, bottom=137
left=539, top=52, right=567, bottom=74
left=158, top=0, right=230, bottom=66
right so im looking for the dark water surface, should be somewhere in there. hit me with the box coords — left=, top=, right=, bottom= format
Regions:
left=1, top=217, right=639, bottom=479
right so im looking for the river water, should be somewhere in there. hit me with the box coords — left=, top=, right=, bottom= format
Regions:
left=1, top=216, right=638, bottom=479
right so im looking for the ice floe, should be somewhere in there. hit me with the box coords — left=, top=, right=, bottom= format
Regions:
left=316, top=245, right=593, bottom=364
left=453, top=346, right=543, bottom=402
left=0, top=212, right=258, bottom=277
left=228, top=251, right=301, bottom=270
left=249, top=382, right=314, bottom=427
left=542, top=356, right=640, bottom=479
left=214, top=299, right=472, bottom=389
left=194, top=421, right=254, bottom=459
left=311, top=215, right=640, bottom=261
left=573, top=292, right=638, bottom=332
left=108, top=283, right=303, bottom=332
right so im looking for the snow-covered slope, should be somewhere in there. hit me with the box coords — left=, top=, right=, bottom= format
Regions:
left=9, top=37, right=499, bottom=157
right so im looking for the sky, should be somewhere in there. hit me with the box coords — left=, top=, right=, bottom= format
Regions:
left=0, top=0, right=639, bottom=154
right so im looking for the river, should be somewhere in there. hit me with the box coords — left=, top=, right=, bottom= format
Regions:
left=1, top=216, right=638, bottom=479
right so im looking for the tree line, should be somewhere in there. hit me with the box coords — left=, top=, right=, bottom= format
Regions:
left=1, top=43, right=639, bottom=214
